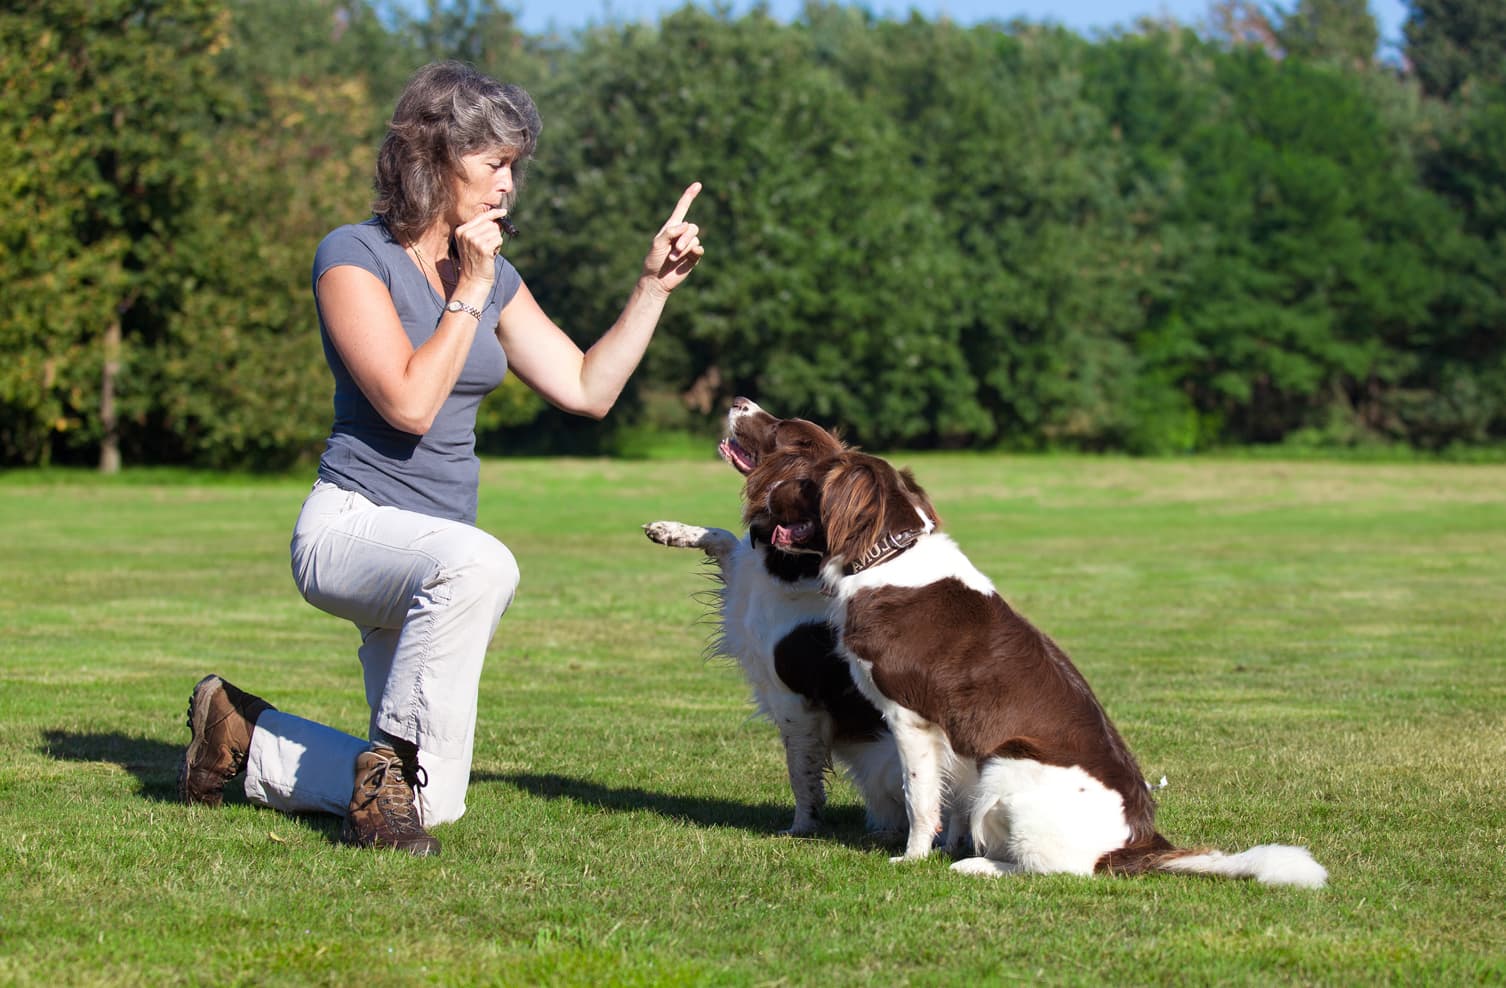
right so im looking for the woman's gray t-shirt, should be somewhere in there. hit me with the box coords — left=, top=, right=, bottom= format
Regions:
left=311, top=219, right=522, bottom=525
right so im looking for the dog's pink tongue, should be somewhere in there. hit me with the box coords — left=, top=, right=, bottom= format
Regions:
left=772, top=524, right=797, bottom=548
left=718, top=438, right=756, bottom=474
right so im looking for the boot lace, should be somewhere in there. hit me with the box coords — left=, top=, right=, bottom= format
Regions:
left=361, top=752, right=429, bottom=834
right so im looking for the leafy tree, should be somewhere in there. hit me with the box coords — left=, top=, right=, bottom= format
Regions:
left=516, top=7, right=980, bottom=449
left=1170, top=50, right=1447, bottom=443
left=217, top=0, right=417, bottom=116
left=836, top=19, right=1158, bottom=449
left=1404, top=0, right=1506, bottom=100
left=136, top=0, right=428, bottom=470
left=1408, top=81, right=1506, bottom=444
left=145, top=73, right=379, bottom=469
left=1091, top=29, right=1462, bottom=448
left=1204, top=0, right=1282, bottom=56
left=1085, top=28, right=1228, bottom=450
left=0, top=0, right=231, bottom=469
left=401, top=0, right=522, bottom=66
left=1278, top=0, right=1380, bottom=67
left=1, top=0, right=1499, bottom=463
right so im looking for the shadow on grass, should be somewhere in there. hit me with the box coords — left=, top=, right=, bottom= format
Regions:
left=487, top=771, right=881, bottom=848
left=41, top=730, right=184, bottom=803
left=39, top=729, right=341, bottom=842
left=38, top=734, right=879, bottom=848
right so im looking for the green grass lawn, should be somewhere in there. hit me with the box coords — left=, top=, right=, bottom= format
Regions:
left=2, top=454, right=1503, bottom=986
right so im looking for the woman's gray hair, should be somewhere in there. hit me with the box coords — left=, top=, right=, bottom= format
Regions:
left=373, top=61, right=541, bottom=245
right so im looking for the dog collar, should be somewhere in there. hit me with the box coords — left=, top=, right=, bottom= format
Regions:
left=844, top=528, right=925, bottom=575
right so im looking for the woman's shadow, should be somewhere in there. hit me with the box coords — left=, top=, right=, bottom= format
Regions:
left=41, top=729, right=184, bottom=803
left=39, top=728, right=341, bottom=841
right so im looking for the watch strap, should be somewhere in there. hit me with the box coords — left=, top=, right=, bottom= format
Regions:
left=445, top=298, right=484, bottom=320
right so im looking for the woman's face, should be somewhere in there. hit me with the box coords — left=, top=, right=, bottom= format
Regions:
left=450, top=148, right=515, bottom=223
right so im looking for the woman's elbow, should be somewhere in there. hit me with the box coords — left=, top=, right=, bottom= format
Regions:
left=577, top=402, right=611, bottom=422
left=552, top=392, right=613, bottom=421
left=379, top=401, right=438, bottom=436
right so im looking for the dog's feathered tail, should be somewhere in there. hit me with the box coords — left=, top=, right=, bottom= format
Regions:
left=1100, top=838, right=1327, bottom=888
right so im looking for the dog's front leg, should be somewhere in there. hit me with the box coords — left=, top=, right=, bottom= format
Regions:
left=777, top=721, right=829, bottom=837
left=762, top=692, right=831, bottom=836
left=643, top=521, right=740, bottom=568
left=888, top=709, right=948, bottom=862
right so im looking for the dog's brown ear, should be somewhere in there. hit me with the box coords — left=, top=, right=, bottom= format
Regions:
left=766, top=475, right=821, bottom=520
left=822, top=455, right=913, bottom=568
left=898, top=466, right=941, bottom=530
left=820, top=459, right=879, bottom=569
left=775, top=419, right=848, bottom=459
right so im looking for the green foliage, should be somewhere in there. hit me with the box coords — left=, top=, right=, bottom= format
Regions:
left=522, top=7, right=971, bottom=448
left=1404, top=0, right=1506, bottom=100
left=890, top=23, right=1152, bottom=450
left=1406, top=80, right=1506, bottom=446
left=0, top=0, right=231, bottom=464
left=1088, top=34, right=1469, bottom=449
left=1276, top=0, right=1379, bottom=67
left=1, top=0, right=1504, bottom=466
left=143, top=76, right=371, bottom=468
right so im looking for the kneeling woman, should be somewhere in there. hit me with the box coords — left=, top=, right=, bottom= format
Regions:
left=177, top=61, right=704, bottom=855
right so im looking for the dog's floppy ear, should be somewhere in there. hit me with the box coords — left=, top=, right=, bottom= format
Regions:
left=898, top=466, right=940, bottom=531
left=821, top=456, right=895, bottom=569
left=766, top=474, right=821, bottom=521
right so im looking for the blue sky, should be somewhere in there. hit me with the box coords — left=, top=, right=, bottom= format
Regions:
left=514, top=0, right=1411, bottom=53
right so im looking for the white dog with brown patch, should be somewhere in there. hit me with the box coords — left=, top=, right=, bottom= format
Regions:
left=756, top=429, right=1327, bottom=886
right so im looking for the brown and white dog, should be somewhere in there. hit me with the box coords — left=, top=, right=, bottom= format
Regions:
left=746, top=405, right=1328, bottom=886
left=644, top=398, right=906, bottom=838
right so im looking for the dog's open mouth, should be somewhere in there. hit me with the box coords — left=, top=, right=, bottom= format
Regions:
left=771, top=520, right=816, bottom=549
left=719, top=437, right=758, bottom=475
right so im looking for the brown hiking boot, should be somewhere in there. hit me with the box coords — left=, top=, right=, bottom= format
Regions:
left=178, top=674, right=276, bottom=807
left=338, top=744, right=440, bottom=857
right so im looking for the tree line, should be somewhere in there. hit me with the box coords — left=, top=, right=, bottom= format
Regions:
left=2, top=0, right=1503, bottom=469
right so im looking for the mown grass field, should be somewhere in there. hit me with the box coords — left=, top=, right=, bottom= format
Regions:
left=1, top=453, right=1503, bottom=986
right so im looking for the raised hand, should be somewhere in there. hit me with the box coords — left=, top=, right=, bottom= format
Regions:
left=451, top=208, right=510, bottom=287
left=642, top=182, right=705, bottom=295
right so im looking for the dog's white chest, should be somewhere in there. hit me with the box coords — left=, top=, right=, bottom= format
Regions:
left=720, top=541, right=831, bottom=679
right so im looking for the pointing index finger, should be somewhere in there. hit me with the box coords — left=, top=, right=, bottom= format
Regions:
left=666, top=182, right=702, bottom=227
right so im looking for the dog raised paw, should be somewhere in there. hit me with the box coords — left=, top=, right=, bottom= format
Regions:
left=643, top=522, right=740, bottom=564
left=643, top=521, right=713, bottom=548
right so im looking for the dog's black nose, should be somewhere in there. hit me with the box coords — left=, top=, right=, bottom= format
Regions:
left=730, top=396, right=752, bottom=413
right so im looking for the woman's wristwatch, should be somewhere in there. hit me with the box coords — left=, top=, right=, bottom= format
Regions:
left=444, top=299, right=484, bottom=320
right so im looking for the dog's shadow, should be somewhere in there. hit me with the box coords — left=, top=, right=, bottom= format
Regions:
left=484, top=771, right=883, bottom=849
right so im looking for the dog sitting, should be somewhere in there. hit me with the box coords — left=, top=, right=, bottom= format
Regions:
left=758, top=434, right=1327, bottom=887
left=644, top=398, right=906, bottom=838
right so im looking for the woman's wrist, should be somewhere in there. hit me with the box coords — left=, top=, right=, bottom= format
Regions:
left=451, top=272, right=494, bottom=310
left=636, top=275, right=673, bottom=304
